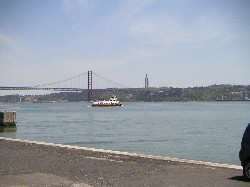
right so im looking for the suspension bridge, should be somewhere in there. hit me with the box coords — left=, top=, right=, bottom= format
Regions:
left=0, top=71, right=128, bottom=101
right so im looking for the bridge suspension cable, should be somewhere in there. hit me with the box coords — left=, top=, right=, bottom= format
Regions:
left=0, top=71, right=129, bottom=93
left=92, top=72, right=127, bottom=89
left=34, top=72, right=88, bottom=89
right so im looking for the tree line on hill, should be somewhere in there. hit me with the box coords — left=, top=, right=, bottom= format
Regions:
left=0, top=84, right=249, bottom=103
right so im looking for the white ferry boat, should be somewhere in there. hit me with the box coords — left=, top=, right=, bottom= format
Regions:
left=92, top=95, right=123, bottom=107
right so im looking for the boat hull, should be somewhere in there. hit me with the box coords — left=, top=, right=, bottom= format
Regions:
left=91, top=95, right=123, bottom=107
left=92, top=103, right=123, bottom=107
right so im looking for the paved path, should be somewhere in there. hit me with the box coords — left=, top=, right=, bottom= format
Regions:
left=0, top=138, right=249, bottom=187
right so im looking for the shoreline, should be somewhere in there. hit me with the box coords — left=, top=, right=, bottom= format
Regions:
left=1, top=100, right=250, bottom=104
left=0, top=137, right=249, bottom=187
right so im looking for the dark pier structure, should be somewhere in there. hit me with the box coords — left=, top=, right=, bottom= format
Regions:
left=0, top=111, right=16, bottom=126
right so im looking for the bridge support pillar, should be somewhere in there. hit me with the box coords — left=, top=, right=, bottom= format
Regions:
left=88, top=71, right=92, bottom=101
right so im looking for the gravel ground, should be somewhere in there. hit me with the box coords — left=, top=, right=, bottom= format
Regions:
left=0, top=138, right=249, bottom=187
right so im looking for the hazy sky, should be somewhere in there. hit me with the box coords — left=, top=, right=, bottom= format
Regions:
left=0, top=0, right=249, bottom=89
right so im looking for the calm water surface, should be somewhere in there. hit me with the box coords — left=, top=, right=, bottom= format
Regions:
left=0, top=102, right=249, bottom=165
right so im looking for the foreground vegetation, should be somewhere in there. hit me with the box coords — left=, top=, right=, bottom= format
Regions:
left=0, top=84, right=249, bottom=103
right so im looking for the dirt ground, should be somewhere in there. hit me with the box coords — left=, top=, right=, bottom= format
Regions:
left=0, top=138, right=249, bottom=187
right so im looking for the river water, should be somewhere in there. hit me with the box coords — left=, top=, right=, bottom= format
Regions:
left=0, top=102, right=249, bottom=165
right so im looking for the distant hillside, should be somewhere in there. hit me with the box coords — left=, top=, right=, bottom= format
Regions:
left=0, top=85, right=249, bottom=103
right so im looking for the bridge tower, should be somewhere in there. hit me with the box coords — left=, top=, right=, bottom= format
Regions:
left=88, top=71, right=92, bottom=101
left=145, top=74, right=149, bottom=88
left=144, top=74, right=150, bottom=102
